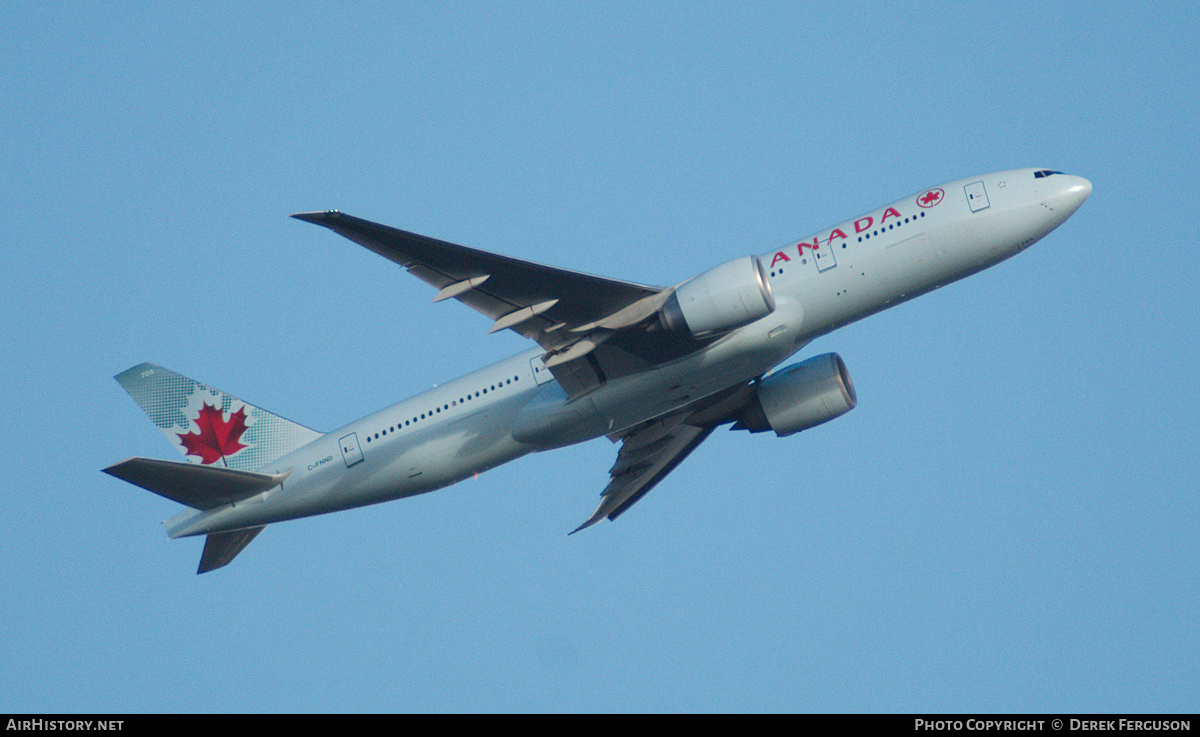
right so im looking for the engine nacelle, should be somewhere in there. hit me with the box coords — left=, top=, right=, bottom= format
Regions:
left=733, top=353, right=857, bottom=437
left=659, top=256, right=776, bottom=339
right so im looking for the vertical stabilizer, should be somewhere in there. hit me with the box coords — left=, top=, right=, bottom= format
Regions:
left=115, top=363, right=322, bottom=471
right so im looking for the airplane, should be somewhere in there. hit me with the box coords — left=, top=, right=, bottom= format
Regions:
left=104, top=168, right=1091, bottom=573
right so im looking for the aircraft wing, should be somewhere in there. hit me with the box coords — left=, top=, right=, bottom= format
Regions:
left=572, top=419, right=716, bottom=533
left=570, top=381, right=758, bottom=532
left=291, top=212, right=662, bottom=334
left=293, top=211, right=705, bottom=396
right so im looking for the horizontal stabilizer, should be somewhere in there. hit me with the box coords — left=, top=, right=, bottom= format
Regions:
left=103, top=457, right=292, bottom=510
left=198, top=527, right=265, bottom=574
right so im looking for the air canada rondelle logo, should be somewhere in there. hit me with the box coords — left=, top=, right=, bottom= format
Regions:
left=917, top=188, right=944, bottom=208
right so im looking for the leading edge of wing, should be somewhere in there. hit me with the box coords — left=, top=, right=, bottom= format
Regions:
left=291, top=210, right=663, bottom=340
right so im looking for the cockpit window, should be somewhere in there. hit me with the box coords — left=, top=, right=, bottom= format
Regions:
left=1034, top=170, right=1064, bottom=178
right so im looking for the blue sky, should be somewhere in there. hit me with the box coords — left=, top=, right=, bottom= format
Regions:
left=3, top=2, right=1197, bottom=712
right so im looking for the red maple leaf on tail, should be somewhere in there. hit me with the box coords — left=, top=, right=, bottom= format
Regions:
left=178, top=402, right=250, bottom=465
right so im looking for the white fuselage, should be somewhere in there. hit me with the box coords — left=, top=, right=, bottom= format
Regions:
left=167, top=169, right=1091, bottom=538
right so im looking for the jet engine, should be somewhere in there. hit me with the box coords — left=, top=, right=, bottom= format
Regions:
left=733, top=353, right=857, bottom=437
left=658, top=256, right=776, bottom=339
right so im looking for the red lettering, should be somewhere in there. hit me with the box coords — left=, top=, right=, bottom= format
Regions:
left=854, top=217, right=873, bottom=233
left=881, top=207, right=901, bottom=223
left=827, top=228, right=848, bottom=244
left=769, top=251, right=791, bottom=267
left=798, top=237, right=819, bottom=254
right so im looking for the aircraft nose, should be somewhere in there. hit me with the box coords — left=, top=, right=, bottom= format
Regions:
left=1049, top=175, right=1092, bottom=217
left=1067, top=176, right=1092, bottom=207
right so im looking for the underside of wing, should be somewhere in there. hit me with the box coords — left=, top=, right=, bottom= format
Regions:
left=571, top=381, right=759, bottom=532
left=292, top=211, right=660, bottom=343
left=292, top=211, right=702, bottom=397
left=572, top=421, right=716, bottom=534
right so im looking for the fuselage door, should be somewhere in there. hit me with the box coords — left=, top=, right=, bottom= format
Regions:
left=802, top=240, right=837, bottom=272
left=530, top=355, right=554, bottom=385
left=813, top=241, right=837, bottom=272
left=965, top=181, right=991, bottom=212
left=339, top=432, right=364, bottom=467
